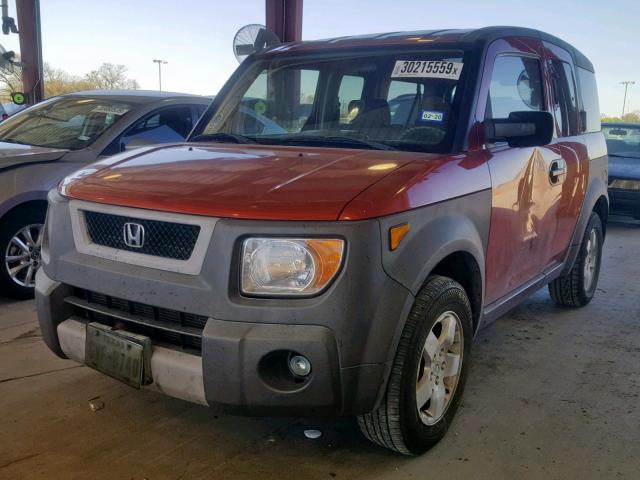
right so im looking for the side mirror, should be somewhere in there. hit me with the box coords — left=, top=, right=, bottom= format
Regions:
left=124, top=137, right=159, bottom=151
left=485, top=111, right=554, bottom=148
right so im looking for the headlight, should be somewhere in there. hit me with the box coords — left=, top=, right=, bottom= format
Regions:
left=241, top=238, right=344, bottom=296
left=610, top=179, right=640, bottom=190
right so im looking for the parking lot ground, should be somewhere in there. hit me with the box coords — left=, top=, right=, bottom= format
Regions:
left=1, top=220, right=639, bottom=480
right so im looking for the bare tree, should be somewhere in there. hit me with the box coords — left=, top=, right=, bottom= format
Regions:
left=43, top=63, right=94, bottom=97
left=0, top=61, right=140, bottom=101
left=0, top=64, right=23, bottom=100
left=84, top=63, right=139, bottom=90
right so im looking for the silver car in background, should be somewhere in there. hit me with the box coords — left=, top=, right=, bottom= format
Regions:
left=0, top=90, right=210, bottom=299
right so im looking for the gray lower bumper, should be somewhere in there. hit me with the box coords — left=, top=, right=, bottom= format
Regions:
left=36, top=268, right=390, bottom=415
left=57, top=318, right=208, bottom=406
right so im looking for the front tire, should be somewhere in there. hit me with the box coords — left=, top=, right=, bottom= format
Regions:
left=357, top=275, right=473, bottom=455
left=0, top=206, right=46, bottom=300
left=549, top=212, right=603, bottom=307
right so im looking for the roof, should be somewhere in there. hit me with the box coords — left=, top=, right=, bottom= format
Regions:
left=262, top=26, right=594, bottom=72
left=64, top=90, right=210, bottom=104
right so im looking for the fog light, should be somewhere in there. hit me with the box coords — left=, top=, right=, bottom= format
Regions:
left=289, top=355, right=312, bottom=377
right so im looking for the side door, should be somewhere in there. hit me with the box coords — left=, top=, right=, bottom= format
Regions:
left=101, top=105, right=198, bottom=156
left=479, top=39, right=562, bottom=304
left=541, top=42, right=589, bottom=265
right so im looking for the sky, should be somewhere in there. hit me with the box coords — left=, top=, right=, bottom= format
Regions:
left=0, top=0, right=637, bottom=116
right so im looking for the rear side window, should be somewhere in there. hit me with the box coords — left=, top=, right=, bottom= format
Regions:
left=550, top=60, right=579, bottom=137
left=577, top=67, right=601, bottom=132
left=338, top=75, right=365, bottom=124
left=485, top=55, right=544, bottom=119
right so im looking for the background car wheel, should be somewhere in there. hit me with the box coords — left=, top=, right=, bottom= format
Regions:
left=0, top=205, right=46, bottom=300
left=549, top=212, right=603, bottom=307
left=357, top=275, right=473, bottom=455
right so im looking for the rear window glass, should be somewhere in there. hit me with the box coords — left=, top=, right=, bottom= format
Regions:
left=603, top=125, right=640, bottom=158
left=577, top=67, right=601, bottom=133
left=551, top=60, right=579, bottom=137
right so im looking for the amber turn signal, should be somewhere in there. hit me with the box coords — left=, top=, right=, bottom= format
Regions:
left=389, top=223, right=410, bottom=251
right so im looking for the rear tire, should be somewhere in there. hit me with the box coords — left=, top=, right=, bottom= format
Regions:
left=549, top=212, right=603, bottom=307
left=0, top=205, right=46, bottom=300
left=357, top=275, right=473, bottom=455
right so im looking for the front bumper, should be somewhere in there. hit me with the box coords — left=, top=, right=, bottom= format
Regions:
left=57, top=317, right=208, bottom=406
left=36, top=192, right=414, bottom=416
left=609, top=187, right=640, bottom=218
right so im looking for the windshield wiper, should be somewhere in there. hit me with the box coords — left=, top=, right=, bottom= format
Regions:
left=279, top=135, right=396, bottom=151
left=0, top=138, right=29, bottom=146
left=190, top=132, right=257, bottom=144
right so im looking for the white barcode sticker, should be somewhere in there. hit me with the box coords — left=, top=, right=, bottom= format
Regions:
left=392, top=60, right=463, bottom=80
left=91, top=105, right=130, bottom=116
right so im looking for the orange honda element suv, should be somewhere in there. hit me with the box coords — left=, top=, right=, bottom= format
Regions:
left=37, top=27, right=607, bottom=455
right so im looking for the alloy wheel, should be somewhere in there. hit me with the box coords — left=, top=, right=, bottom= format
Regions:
left=415, top=311, right=464, bottom=426
left=4, top=223, right=44, bottom=288
left=583, top=227, right=599, bottom=292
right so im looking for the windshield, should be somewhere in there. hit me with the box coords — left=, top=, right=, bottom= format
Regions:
left=193, top=50, right=466, bottom=153
left=603, top=125, right=640, bottom=159
left=0, top=97, right=131, bottom=150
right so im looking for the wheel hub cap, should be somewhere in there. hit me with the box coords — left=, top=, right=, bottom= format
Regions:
left=583, top=228, right=598, bottom=292
left=4, top=223, right=44, bottom=288
left=415, top=311, right=464, bottom=426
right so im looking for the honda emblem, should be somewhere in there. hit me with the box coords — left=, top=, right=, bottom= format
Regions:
left=123, top=222, right=145, bottom=248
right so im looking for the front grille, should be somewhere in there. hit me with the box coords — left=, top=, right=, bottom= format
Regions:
left=84, top=211, right=200, bottom=260
left=68, top=288, right=208, bottom=353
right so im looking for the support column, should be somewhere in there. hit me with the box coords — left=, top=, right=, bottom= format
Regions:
left=16, top=0, right=44, bottom=104
left=265, top=0, right=303, bottom=43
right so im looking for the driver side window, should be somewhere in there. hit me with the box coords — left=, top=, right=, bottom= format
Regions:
left=485, top=55, right=544, bottom=120
left=103, top=106, right=195, bottom=155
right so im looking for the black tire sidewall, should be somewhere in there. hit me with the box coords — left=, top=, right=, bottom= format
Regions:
left=400, top=279, right=473, bottom=454
left=0, top=206, right=46, bottom=299
left=577, top=213, right=603, bottom=303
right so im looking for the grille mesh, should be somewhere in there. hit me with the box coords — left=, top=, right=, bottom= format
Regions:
left=84, top=211, right=200, bottom=260
left=73, top=289, right=207, bottom=352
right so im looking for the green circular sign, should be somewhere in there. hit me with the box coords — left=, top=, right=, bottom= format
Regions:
left=11, top=92, right=26, bottom=105
left=254, top=100, right=267, bottom=115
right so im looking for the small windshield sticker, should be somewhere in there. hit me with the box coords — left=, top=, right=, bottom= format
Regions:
left=78, top=135, right=90, bottom=141
left=254, top=100, right=267, bottom=115
left=419, top=110, right=445, bottom=123
left=91, top=105, right=130, bottom=116
left=392, top=60, right=463, bottom=80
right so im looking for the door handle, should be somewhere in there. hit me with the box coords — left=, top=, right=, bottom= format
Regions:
left=549, top=159, right=566, bottom=183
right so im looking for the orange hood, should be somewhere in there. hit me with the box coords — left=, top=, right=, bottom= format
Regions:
left=61, top=143, right=437, bottom=221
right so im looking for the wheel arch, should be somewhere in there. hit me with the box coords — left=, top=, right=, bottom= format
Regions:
left=378, top=194, right=490, bottom=371
left=561, top=172, right=608, bottom=277
left=0, top=199, right=49, bottom=226
left=592, top=194, right=609, bottom=237
left=0, top=191, right=49, bottom=224
left=429, top=250, right=483, bottom=333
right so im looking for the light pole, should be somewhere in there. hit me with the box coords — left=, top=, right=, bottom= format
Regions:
left=620, top=81, right=635, bottom=117
left=152, top=59, right=168, bottom=91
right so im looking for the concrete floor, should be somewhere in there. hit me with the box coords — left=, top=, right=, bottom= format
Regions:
left=1, top=220, right=639, bottom=480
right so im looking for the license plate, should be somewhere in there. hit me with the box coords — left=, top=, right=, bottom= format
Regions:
left=85, top=323, right=147, bottom=389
